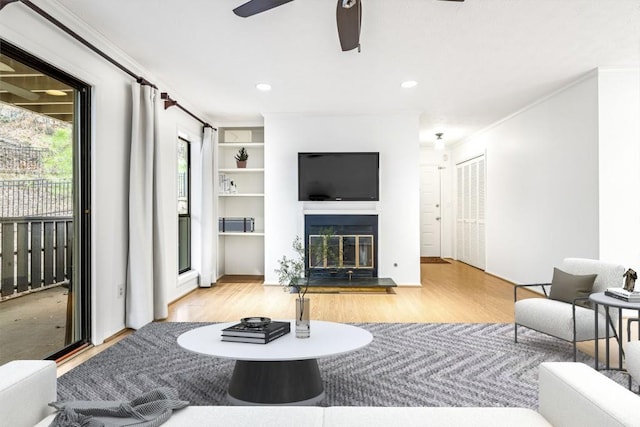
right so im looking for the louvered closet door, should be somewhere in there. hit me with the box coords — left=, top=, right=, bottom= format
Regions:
left=456, top=156, right=486, bottom=270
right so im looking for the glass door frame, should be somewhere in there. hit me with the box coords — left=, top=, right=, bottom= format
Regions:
left=1, top=39, right=92, bottom=360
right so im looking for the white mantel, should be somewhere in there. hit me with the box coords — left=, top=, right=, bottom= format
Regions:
left=299, top=202, right=380, bottom=240
left=301, top=201, right=379, bottom=214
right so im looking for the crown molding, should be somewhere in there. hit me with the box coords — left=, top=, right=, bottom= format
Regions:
left=35, top=0, right=154, bottom=82
left=452, top=68, right=600, bottom=149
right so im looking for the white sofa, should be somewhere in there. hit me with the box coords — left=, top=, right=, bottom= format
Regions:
left=3, top=360, right=640, bottom=427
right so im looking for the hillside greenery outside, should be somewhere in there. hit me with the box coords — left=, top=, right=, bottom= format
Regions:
left=0, top=104, right=73, bottom=217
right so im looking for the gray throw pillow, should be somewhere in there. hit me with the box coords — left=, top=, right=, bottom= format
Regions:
left=549, top=267, right=597, bottom=308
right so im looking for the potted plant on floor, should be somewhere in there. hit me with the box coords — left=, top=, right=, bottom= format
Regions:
left=235, top=147, right=248, bottom=168
left=275, top=236, right=310, bottom=338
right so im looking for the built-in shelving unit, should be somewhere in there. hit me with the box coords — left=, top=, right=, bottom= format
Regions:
left=215, top=127, right=265, bottom=277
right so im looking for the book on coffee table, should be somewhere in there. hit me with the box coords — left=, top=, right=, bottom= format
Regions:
left=221, top=327, right=290, bottom=344
left=221, top=321, right=291, bottom=344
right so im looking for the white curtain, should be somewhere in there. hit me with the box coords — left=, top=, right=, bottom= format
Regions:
left=198, top=126, right=215, bottom=286
left=126, top=82, right=168, bottom=329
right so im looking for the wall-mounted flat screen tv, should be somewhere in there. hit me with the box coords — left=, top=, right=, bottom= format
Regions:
left=298, top=152, right=379, bottom=201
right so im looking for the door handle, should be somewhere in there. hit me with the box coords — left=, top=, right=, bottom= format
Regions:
left=436, top=217, right=441, bottom=221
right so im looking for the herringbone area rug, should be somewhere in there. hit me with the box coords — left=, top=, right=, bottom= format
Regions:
left=57, top=322, right=627, bottom=408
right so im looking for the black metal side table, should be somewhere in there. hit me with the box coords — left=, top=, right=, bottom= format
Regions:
left=589, top=292, right=640, bottom=370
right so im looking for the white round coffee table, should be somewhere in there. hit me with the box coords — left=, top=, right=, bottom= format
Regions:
left=177, top=320, right=373, bottom=405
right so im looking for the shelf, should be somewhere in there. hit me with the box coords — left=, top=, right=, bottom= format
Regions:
left=219, top=142, right=264, bottom=148
left=217, top=126, right=265, bottom=277
left=219, top=231, right=265, bottom=237
left=219, top=168, right=264, bottom=173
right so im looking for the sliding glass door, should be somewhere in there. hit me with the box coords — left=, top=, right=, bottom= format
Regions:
left=0, top=40, right=90, bottom=364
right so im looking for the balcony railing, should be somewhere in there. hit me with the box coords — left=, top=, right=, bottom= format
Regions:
left=0, top=179, right=72, bottom=218
left=0, top=216, right=72, bottom=299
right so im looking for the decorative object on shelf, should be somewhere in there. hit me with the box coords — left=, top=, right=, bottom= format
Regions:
left=219, top=173, right=231, bottom=193
left=218, top=175, right=238, bottom=194
left=623, top=268, right=637, bottom=292
left=235, top=147, right=249, bottom=168
left=219, top=217, right=255, bottom=233
left=275, top=236, right=310, bottom=338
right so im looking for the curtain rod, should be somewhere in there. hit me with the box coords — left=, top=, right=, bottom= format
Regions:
left=161, top=93, right=216, bottom=130
left=1, top=0, right=215, bottom=130
left=2, top=0, right=155, bottom=87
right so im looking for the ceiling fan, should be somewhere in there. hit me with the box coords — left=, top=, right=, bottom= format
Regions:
left=233, top=0, right=464, bottom=52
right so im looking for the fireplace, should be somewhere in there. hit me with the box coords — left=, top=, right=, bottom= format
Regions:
left=304, top=214, right=378, bottom=279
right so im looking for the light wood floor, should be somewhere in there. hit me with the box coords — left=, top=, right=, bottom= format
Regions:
left=58, top=260, right=626, bottom=376
left=57, top=260, right=520, bottom=374
left=169, top=261, right=517, bottom=324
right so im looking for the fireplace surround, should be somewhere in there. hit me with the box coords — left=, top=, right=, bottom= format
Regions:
left=304, top=214, right=378, bottom=279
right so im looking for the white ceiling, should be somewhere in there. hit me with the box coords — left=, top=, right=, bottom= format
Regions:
left=45, top=0, right=640, bottom=145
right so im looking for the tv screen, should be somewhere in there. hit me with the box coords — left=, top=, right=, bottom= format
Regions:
left=298, top=152, right=379, bottom=201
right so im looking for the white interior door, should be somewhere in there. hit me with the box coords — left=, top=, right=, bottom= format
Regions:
left=420, top=164, right=441, bottom=257
left=456, top=156, right=486, bottom=269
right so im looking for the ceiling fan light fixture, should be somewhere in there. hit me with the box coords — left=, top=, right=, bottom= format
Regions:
left=45, top=89, right=67, bottom=96
left=435, top=132, right=445, bottom=150
left=0, top=62, right=14, bottom=72
left=401, top=80, right=418, bottom=89
left=341, top=0, right=357, bottom=8
left=256, top=83, right=272, bottom=91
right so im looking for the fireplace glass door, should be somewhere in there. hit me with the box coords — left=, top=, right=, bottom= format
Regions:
left=308, top=235, right=374, bottom=270
left=357, top=236, right=373, bottom=268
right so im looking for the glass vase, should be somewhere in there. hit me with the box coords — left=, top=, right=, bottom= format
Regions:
left=295, top=297, right=310, bottom=338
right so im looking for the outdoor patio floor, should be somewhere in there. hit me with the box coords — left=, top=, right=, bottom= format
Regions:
left=0, top=286, right=67, bottom=365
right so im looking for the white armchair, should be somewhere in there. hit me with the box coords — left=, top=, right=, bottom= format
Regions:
left=625, top=319, right=640, bottom=391
left=514, top=258, right=625, bottom=361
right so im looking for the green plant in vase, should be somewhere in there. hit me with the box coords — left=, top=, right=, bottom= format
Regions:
left=275, top=231, right=337, bottom=338
left=275, top=236, right=309, bottom=338
left=235, top=147, right=248, bottom=168
left=275, top=236, right=307, bottom=298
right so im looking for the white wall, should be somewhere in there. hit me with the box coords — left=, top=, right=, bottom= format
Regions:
left=453, top=73, right=600, bottom=284
left=597, top=67, right=640, bottom=267
left=263, top=113, right=422, bottom=286
left=1, top=5, right=205, bottom=343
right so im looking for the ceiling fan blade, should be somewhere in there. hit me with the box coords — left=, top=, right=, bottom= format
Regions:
left=0, top=0, right=19, bottom=11
left=438, top=0, right=465, bottom=2
left=233, top=0, right=294, bottom=17
left=336, top=0, right=361, bottom=52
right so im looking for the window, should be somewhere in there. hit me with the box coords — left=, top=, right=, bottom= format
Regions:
left=177, top=136, right=190, bottom=273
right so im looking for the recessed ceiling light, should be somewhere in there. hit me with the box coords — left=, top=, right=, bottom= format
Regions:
left=401, top=80, right=418, bottom=89
left=45, top=89, right=67, bottom=96
left=256, top=83, right=272, bottom=91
